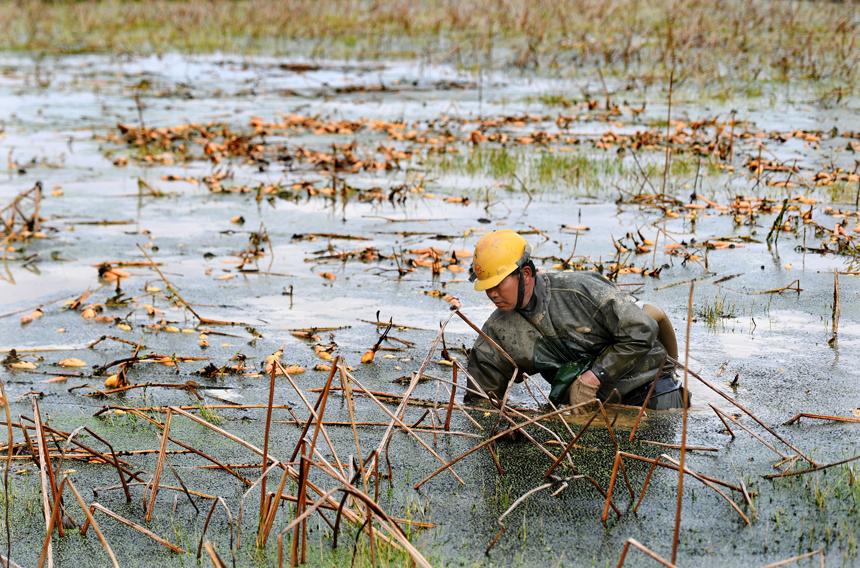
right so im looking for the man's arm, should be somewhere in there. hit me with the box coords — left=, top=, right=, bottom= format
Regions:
left=465, top=334, right=516, bottom=401
left=588, top=291, right=660, bottom=388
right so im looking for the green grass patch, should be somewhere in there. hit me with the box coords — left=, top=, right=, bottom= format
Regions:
left=431, top=146, right=521, bottom=179
left=428, top=146, right=628, bottom=195
left=696, top=293, right=736, bottom=331
left=530, top=93, right=577, bottom=107
left=827, top=181, right=859, bottom=205
left=530, top=151, right=625, bottom=189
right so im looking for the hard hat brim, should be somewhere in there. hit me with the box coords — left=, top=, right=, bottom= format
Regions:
left=472, top=267, right=515, bottom=291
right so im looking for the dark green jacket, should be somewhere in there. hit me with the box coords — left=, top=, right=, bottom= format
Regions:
left=466, top=271, right=671, bottom=401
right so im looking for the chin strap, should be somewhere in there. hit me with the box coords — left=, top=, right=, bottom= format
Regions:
left=516, top=269, right=526, bottom=310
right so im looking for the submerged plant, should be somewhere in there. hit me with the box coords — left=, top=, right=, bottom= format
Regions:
left=696, top=293, right=736, bottom=331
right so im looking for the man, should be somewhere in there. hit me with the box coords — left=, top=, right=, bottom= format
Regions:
left=465, top=229, right=687, bottom=412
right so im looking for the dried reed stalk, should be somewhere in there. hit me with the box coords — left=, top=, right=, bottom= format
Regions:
left=262, top=359, right=339, bottom=549
left=616, top=538, right=676, bottom=568
left=711, top=405, right=789, bottom=460
left=339, top=365, right=366, bottom=479
left=344, top=370, right=465, bottom=484
left=86, top=503, right=184, bottom=553
left=366, top=312, right=456, bottom=484
left=66, top=478, right=119, bottom=567
left=671, top=282, right=694, bottom=563
left=31, top=399, right=57, bottom=566
left=763, top=454, right=860, bottom=480
left=414, top=401, right=594, bottom=490
left=831, top=271, right=840, bottom=341
left=641, top=440, right=718, bottom=452
left=171, top=407, right=382, bottom=548
left=203, top=541, right=227, bottom=568
left=37, top=477, right=66, bottom=568
left=628, top=375, right=657, bottom=443
left=95, top=481, right=217, bottom=501
left=783, top=413, right=860, bottom=426
left=671, top=357, right=816, bottom=466
left=762, top=547, right=825, bottom=568
left=277, top=488, right=339, bottom=568
left=710, top=404, right=736, bottom=438
left=258, top=362, right=278, bottom=537
left=597, top=401, right=635, bottom=498
left=632, top=453, right=750, bottom=525
left=0, top=381, right=14, bottom=567
left=291, top=447, right=309, bottom=566
left=275, top=359, right=347, bottom=479
left=444, top=364, right=457, bottom=431
left=136, top=244, right=244, bottom=326
left=544, top=409, right=599, bottom=478
left=420, top=368, right=563, bottom=466
left=196, top=497, right=222, bottom=560
left=82, top=428, right=131, bottom=502
left=121, top=408, right=252, bottom=485
left=145, top=407, right=172, bottom=522
left=486, top=481, right=554, bottom=554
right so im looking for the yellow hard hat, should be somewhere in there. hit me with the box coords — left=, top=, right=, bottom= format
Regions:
left=469, top=230, right=531, bottom=291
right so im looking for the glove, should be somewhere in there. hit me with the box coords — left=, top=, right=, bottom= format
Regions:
left=548, top=360, right=590, bottom=406
left=568, top=377, right=599, bottom=415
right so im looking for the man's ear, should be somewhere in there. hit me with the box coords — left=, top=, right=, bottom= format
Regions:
left=522, top=265, right=534, bottom=279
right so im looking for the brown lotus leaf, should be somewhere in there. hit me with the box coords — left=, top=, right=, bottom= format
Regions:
left=20, top=309, right=44, bottom=325
left=264, top=349, right=284, bottom=374
left=104, top=374, right=123, bottom=388
left=100, top=268, right=129, bottom=282
left=44, top=376, right=69, bottom=384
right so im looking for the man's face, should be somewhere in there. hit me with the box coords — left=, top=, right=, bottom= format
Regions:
left=485, top=272, right=520, bottom=311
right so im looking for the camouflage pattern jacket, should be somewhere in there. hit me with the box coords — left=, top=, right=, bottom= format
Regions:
left=466, top=271, right=671, bottom=401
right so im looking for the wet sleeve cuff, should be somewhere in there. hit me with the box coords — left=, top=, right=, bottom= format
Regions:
left=590, top=363, right=611, bottom=384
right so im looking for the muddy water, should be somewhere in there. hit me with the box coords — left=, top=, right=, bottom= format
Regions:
left=1, top=54, right=858, bottom=567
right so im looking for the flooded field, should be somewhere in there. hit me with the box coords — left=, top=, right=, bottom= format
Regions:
left=1, top=3, right=859, bottom=566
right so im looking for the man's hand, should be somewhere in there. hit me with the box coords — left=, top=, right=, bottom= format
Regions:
left=577, top=370, right=600, bottom=388
left=568, top=370, right=600, bottom=414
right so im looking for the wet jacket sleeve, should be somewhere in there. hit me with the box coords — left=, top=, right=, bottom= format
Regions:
left=589, top=291, right=659, bottom=388
left=465, top=333, right=516, bottom=401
